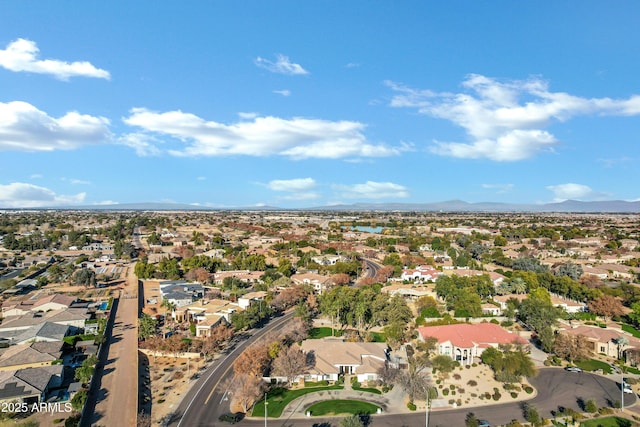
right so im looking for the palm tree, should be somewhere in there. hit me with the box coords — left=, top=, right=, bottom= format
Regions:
left=510, top=278, right=527, bottom=294
left=617, top=336, right=629, bottom=360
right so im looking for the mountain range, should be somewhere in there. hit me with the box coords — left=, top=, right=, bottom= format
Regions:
left=10, top=199, right=640, bottom=213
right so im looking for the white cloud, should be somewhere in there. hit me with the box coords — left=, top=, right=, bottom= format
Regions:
left=94, top=200, right=118, bottom=205
left=118, top=133, right=162, bottom=156
left=196, top=176, right=206, bottom=181
left=482, top=183, right=514, bottom=194
left=61, top=178, right=91, bottom=185
left=546, top=183, right=609, bottom=202
left=0, top=182, right=86, bottom=208
left=387, top=75, right=640, bottom=161
left=255, top=54, right=309, bottom=75
left=238, top=112, right=258, bottom=119
left=273, top=89, right=291, bottom=97
left=30, top=174, right=43, bottom=179
left=123, top=108, right=400, bottom=159
left=333, top=181, right=409, bottom=199
left=345, top=63, right=360, bottom=68
left=0, top=101, right=111, bottom=152
left=266, top=178, right=316, bottom=192
left=0, top=38, right=110, bottom=80
left=265, top=178, right=319, bottom=201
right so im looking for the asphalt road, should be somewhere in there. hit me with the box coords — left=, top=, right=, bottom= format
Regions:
left=360, top=258, right=381, bottom=282
left=168, top=312, right=296, bottom=427
left=178, top=368, right=635, bottom=427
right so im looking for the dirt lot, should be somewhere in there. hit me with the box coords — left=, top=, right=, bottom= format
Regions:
left=140, top=354, right=207, bottom=426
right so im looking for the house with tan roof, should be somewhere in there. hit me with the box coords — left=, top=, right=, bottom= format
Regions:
left=418, top=323, right=528, bottom=365
left=291, top=272, right=336, bottom=294
left=380, top=284, right=435, bottom=300
left=298, top=339, right=389, bottom=383
left=558, top=325, right=640, bottom=359
left=0, top=341, right=63, bottom=371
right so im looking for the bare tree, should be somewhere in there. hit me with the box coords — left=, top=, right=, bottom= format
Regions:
left=397, top=360, right=432, bottom=403
left=272, top=345, right=308, bottom=386
left=230, top=373, right=265, bottom=413
left=233, top=345, right=270, bottom=377
left=588, top=295, right=625, bottom=322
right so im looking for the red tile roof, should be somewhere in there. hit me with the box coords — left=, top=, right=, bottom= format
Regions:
left=418, top=323, right=527, bottom=349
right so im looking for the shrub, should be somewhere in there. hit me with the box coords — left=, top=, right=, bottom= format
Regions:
left=443, top=389, right=449, bottom=396
left=450, top=385, right=456, bottom=390
left=467, top=380, right=478, bottom=386
left=484, top=392, right=491, bottom=399
left=524, top=386, right=533, bottom=394
left=448, top=399, right=455, bottom=405
left=456, top=399, right=462, bottom=406
left=458, top=388, right=465, bottom=394
left=510, top=392, right=518, bottom=398
left=407, top=402, right=416, bottom=411
left=173, top=371, right=184, bottom=380
left=453, top=374, right=461, bottom=380
left=492, top=391, right=501, bottom=401
left=585, top=399, right=598, bottom=413
left=472, top=363, right=477, bottom=367
left=599, top=407, right=614, bottom=415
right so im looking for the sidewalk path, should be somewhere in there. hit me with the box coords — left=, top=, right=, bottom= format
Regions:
left=88, top=264, right=139, bottom=427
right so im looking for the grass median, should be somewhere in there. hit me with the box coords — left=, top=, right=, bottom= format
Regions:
left=252, top=385, right=344, bottom=418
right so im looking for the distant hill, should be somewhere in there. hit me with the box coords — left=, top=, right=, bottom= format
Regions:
left=311, top=199, right=640, bottom=213
left=4, top=200, right=640, bottom=213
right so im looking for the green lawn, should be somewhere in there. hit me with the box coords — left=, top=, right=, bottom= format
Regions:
left=621, top=324, right=640, bottom=338
left=352, top=383, right=382, bottom=394
left=309, top=327, right=343, bottom=339
left=575, top=358, right=612, bottom=374
left=252, top=385, right=344, bottom=418
left=368, top=332, right=386, bottom=343
left=580, top=416, right=633, bottom=427
left=306, top=400, right=379, bottom=416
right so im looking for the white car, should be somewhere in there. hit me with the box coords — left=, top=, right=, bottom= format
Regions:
left=565, top=366, right=582, bottom=373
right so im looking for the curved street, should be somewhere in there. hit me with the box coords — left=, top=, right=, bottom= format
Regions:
left=175, top=366, right=636, bottom=426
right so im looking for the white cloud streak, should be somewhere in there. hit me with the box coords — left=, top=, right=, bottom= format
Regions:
left=0, top=101, right=111, bottom=152
left=546, top=183, right=609, bottom=202
left=387, top=74, right=640, bottom=161
left=0, top=38, right=110, bottom=80
left=265, top=178, right=319, bottom=201
left=273, top=89, right=291, bottom=97
left=0, top=182, right=86, bottom=208
left=482, top=183, right=514, bottom=194
left=333, top=181, right=409, bottom=199
left=123, top=108, right=400, bottom=159
left=255, top=54, right=309, bottom=75
left=266, top=178, right=316, bottom=192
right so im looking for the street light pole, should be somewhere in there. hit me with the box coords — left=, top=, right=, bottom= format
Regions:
left=264, top=393, right=268, bottom=427
left=424, top=386, right=430, bottom=427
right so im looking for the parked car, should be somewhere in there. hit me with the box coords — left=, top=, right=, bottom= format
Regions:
left=478, top=420, right=491, bottom=427
left=565, top=366, right=582, bottom=373
left=218, top=413, right=244, bottom=424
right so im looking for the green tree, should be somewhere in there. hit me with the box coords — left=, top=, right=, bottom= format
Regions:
left=340, top=415, right=365, bottom=427
left=277, top=258, right=294, bottom=277
left=74, top=355, right=98, bottom=384
left=138, top=314, right=157, bottom=340
left=465, top=412, right=480, bottom=427
left=70, top=390, right=87, bottom=411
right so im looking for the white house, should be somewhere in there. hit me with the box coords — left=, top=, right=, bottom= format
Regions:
left=298, top=339, right=389, bottom=383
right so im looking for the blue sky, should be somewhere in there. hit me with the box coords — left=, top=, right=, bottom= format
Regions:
left=1, top=2, right=639, bottom=208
